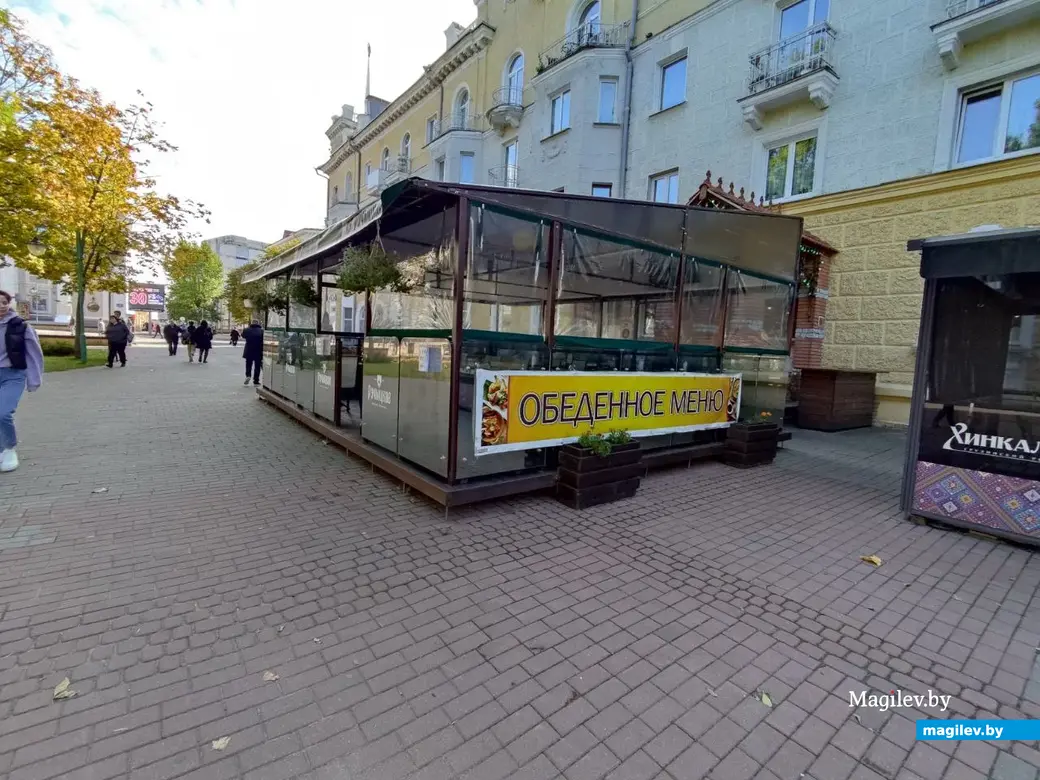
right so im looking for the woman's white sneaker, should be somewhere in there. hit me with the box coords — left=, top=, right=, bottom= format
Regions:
left=0, top=449, right=18, bottom=472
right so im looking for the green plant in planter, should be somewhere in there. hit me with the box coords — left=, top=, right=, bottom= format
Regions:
left=576, top=431, right=612, bottom=457
left=605, top=429, right=632, bottom=446
left=288, top=278, right=320, bottom=308
left=337, top=243, right=413, bottom=295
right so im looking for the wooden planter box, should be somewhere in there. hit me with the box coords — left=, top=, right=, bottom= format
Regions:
left=721, top=422, right=780, bottom=468
left=556, top=442, right=643, bottom=509
left=797, top=369, right=876, bottom=431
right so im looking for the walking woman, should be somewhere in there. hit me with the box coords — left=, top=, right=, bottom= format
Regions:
left=0, top=290, right=44, bottom=473
left=194, top=320, right=213, bottom=364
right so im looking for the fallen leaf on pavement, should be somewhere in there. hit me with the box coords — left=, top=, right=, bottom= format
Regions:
left=53, top=678, right=76, bottom=700
left=211, top=737, right=230, bottom=751
left=758, top=691, right=773, bottom=707
left=859, top=555, right=882, bottom=567
left=262, top=671, right=280, bottom=682
left=91, top=487, right=109, bottom=494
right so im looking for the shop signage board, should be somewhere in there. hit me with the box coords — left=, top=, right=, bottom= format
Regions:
left=128, top=284, right=165, bottom=311
left=474, top=370, right=742, bottom=456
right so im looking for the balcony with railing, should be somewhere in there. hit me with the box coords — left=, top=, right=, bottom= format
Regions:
left=536, top=22, right=627, bottom=75
left=326, top=197, right=358, bottom=227
left=738, top=22, right=838, bottom=131
left=429, top=113, right=485, bottom=147
left=487, top=87, right=526, bottom=132
left=365, top=156, right=412, bottom=195
left=933, top=0, right=1039, bottom=69
left=488, top=165, right=520, bottom=189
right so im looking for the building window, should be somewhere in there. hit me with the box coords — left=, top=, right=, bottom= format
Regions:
left=506, top=54, right=524, bottom=103
left=765, top=135, right=817, bottom=201
left=779, top=0, right=829, bottom=42
left=332, top=185, right=339, bottom=205
left=401, top=133, right=411, bottom=162
left=345, top=173, right=353, bottom=196
left=504, top=140, right=518, bottom=187
left=30, top=295, right=48, bottom=313
left=436, top=158, right=446, bottom=181
left=381, top=148, right=391, bottom=170
left=550, top=90, right=571, bottom=134
left=426, top=115, right=437, bottom=144
left=578, top=1, right=601, bottom=34
left=660, top=57, right=687, bottom=111
left=650, top=170, right=679, bottom=203
left=956, top=71, right=1040, bottom=164
left=455, top=89, right=470, bottom=128
left=597, top=78, right=617, bottom=123
left=460, top=152, right=475, bottom=183
left=592, top=183, right=612, bottom=197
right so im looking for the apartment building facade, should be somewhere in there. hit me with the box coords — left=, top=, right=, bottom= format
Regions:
left=317, top=0, right=1040, bottom=423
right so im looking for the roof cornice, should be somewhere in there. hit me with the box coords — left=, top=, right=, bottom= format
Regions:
left=317, top=21, right=495, bottom=174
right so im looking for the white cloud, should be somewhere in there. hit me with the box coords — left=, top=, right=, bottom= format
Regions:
left=9, top=0, right=477, bottom=244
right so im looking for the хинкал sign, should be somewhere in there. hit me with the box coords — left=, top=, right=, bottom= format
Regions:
left=475, top=370, right=741, bottom=456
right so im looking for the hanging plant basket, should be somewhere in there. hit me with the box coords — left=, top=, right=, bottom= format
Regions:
left=337, top=243, right=412, bottom=295
left=288, top=278, right=320, bottom=308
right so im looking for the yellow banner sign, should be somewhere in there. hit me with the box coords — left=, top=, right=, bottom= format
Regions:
left=475, top=370, right=742, bottom=455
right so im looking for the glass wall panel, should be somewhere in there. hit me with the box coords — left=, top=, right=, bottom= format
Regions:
left=296, top=332, right=316, bottom=411
left=370, top=205, right=457, bottom=331
left=723, top=352, right=788, bottom=423
left=687, top=208, right=802, bottom=282
left=457, top=337, right=551, bottom=480
left=269, top=331, right=286, bottom=397
left=469, top=191, right=687, bottom=253
left=398, top=337, right=452, bottom=478
left=723, top=273, right=793, bottom=351
left=464, top=207, right=549, bottom=337
left=266, top=277, right=287, bottom=330
left=282, top=332, right=300, bottom=404
left=288, top=263, right=317, bottom=331
left=361, top=336, right=402, bottom=453
left=313, top=335, right=337, bottom=422
left=319, top=285, right=343, bottom=332
left=261, top=331, right=278, bottom=392
left=680, top=259, right=725, bottom=347
left=554, top=229, right=679, bottom=344
left=339, top=335, right=364, bottom=429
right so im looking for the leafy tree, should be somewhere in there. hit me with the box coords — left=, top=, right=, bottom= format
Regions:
left=0, top=9, right=59, bottom=264
left=224, top=260, right=268, bottom=324
left=2, top=8, right=207, bottom=360
left=224, top=239, right=300, bottom=322
left=164, top=241, right=224, bottom=322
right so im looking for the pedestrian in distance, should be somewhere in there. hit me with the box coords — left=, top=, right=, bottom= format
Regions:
left=241, top=319, right=264, bottom=386
left=105, top=314, right=130, bottom=368
left=163, top=322, right=178, bottom=355
left=185, top=320, right=197, bottom=363
left=153, top=323, right=161, bottom=338
left=194, top=320, right=213, bottom=364
left=229, top=326, right=240, bottom=348
left=0, top=290, right=44, bottom=473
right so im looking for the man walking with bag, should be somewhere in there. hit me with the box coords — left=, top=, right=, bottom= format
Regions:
left=241, top=319, right=264, bottom=386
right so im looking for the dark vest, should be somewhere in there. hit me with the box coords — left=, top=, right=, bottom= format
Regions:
left=4, top=317, right=27, bottom=370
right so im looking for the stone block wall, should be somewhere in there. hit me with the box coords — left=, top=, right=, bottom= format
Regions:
left=781, top=156, right=1040, bottom=425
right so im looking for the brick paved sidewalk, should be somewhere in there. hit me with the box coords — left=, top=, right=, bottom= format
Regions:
left=1, top=345, right=1038, bottom=780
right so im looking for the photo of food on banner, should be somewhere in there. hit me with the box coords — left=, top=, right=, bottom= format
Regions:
left=481, top=376, right=509, bottom=447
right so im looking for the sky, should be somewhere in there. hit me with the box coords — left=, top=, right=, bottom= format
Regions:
left=10, top=0, right=478, bottom=245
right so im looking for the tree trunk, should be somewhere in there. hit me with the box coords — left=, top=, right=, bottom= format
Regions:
left=75, top=231, right=87, bottom=363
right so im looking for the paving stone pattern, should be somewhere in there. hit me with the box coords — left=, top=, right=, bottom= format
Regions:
left=1, top=343, right=1039, bottom=780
